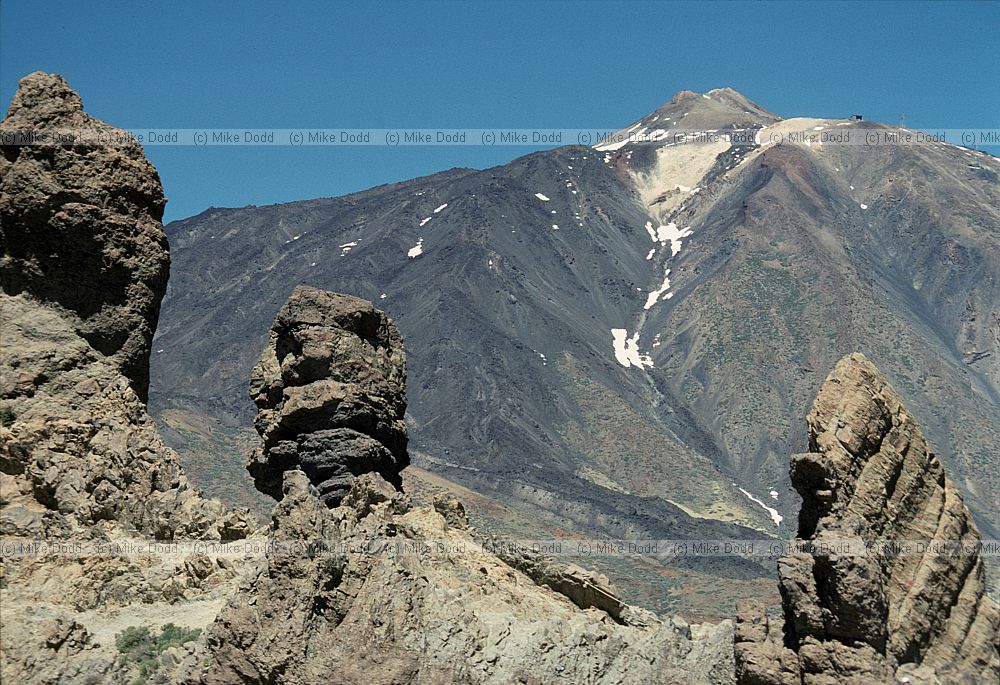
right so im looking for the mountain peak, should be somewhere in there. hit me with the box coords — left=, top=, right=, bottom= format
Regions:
left=652, top=87, right=779, bottom=126
left=595, top=88, right=780, bottom=152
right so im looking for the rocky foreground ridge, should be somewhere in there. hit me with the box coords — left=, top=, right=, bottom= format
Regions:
left=192, top=284, right=735, bottom=685
left=735, top=354, right=999, bottom=684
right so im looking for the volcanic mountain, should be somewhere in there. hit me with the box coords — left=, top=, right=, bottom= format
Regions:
left=150, top=88, right=1000, bottom=602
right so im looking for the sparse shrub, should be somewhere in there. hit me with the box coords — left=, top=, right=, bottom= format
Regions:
left=115, top=623, right=202, bottom=685
left=0, top=406, right=15, bottom=428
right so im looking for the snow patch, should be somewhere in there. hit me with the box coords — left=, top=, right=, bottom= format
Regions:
left=340, top=241, right=358, bottom=255
left=769, top=489, right=778, bottom=500
left=535, top=193, right=550, bottom=201
left=433, top=203, right=448, bottom=213
left=738, top=488, right=783, bottom=526
left=646, top=248, right=655, bottom=260
left=860, top=203, right=868, bottom=210
left=644, top=270, right=673, bottom=309
left=645, top=221, right=693, bottom=255
left=407, top=238, right=424, bottom=258
left=419, top=217, right=432, bottom=227
left=611, top=329, right=653, bottom=369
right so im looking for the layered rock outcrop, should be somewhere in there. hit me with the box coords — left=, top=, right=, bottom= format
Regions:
left=247, top=285, right=408, bottom=505
left=0, top=72, right=251, bottom=542
left=735, top=353, right=1000, bottom=685
left=0, top=294, right=252, bottom=541
left=0, top=71, right=170, bottom=402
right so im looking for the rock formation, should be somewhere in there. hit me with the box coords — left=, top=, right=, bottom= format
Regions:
left=1, top=72, right=253, bottom=685
left=735, top=353, right=1000, bottom=685
left=0, top=71, right=170, bottom=402
left=195, top=469, right=736, bottom=685
left=191, top=288, right=737, bottom=684
left=247, top=285, right=409, bottom=505
left=5, top=72, right=998, bottom=685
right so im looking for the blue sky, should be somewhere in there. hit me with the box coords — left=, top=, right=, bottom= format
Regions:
left=2, top=0, right=998, bottom=223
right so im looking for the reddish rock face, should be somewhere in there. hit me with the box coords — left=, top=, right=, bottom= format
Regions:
left=736, top=353, right=1000, bottom=685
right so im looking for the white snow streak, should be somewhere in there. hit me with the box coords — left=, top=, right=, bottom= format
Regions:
left=738, top=488, right=783, bottom=526
left=644, top=270, right=673, bottom=309
left=535, top=193, right=550, bottom=201
left=646, top=221, right=693, bottom=255
left=407, top=238, right=424, bottom=258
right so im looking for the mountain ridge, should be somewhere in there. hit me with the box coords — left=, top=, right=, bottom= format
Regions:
left=150, top=89, right=1000, bottom=605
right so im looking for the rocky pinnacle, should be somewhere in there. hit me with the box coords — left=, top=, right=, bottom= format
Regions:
left=0, top=72, right=170, bottom=402
left=247, top=285, right=409, bottom=505
left=735, top=353, right=1000, bottom=685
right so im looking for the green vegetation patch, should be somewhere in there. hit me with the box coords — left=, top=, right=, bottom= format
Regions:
left=115, top=623, right=202, bottom=685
